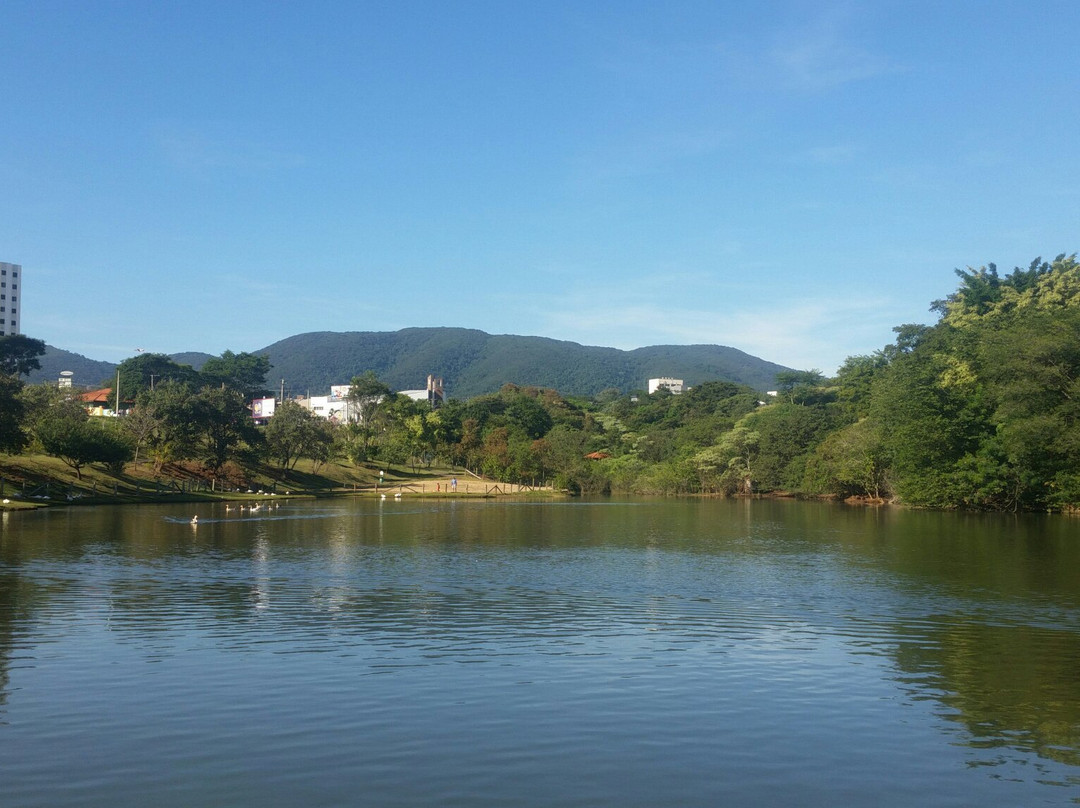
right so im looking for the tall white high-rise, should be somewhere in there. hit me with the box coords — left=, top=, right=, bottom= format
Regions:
left=0, top=262, right=21, bottom=336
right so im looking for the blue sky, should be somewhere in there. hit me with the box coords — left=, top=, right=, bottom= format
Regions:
left=4, top=1, right=1079, bottom=374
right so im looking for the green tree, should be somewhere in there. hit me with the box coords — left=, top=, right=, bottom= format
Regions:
left=119, top=405, right=160, bottom=466
left=456, top=392, right=505, bottom=432
left=0, top=373, right=27, bottom=453
left=505, top=394, right=554, bottom=440
left=92, top=421, right=137, bottom=474
left=135, top=381, right=199, bottom=472
left=337, top=422, right=368, bottom=466
left=932, top=263, right=1003, bottom=320
left=932, top=255, right=1079, bottom=327
left=200, top=350, right=272, bottom=398
left=0, top=334, right=46, bottom=377
left=692, top=444, right=729, bottom=493
left=405, top=410, right=445, bottom=468
left=744, top=402, right=838, bottom=491
left=111, top=353, right=201, bottom=398
left=869, top=331, right=993, bottom=507
left=803, top=419, right=889, bottom=499
left=192, top=386, right=262, bottom=478
left=714, top=424, right=760, bottom=494
left=976, top=307, right=1080, bottom=509
left=264, top=400, right=321, bottom=471
left=480, top=426, right=513, bottom=479
left=452, top=417, right=484, bottom=470
left=541, top=423, right=610, bottom=494
left=846, top=256, right=1080, bottom=509
left=832, top=353, right=890, bottom=421
left=345, top=371, right=393, bottom=460
left=528, top=437, right=556, bottom=483
left=18, top=384, right=77, bottom=453
left=307, top=419, right=338, bottom=474
left=23, top=387, right=87, bottom=441
left=35, top=409, right=133, bottom=479
left=774, top=369, right=826, bottom=404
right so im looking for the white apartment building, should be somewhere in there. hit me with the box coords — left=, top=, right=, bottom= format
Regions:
left=648, top=377, right=685, bottom=395
left=0, top=262, right=21, bottom=336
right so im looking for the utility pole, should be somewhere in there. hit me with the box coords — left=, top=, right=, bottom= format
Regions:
left=115, top=370, right=121, bottom=416
left=280, top=378, right=285, bottom=403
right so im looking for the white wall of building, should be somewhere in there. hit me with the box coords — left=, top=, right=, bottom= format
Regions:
left=252, top=397, right=276, bottom=420
left=299, top=393, right=356, bottom=422
left=0, top=262, right=21, bottom=336
left=648, top=377, right=685, bottom=395
left=289, top=375, right=443, bottom=422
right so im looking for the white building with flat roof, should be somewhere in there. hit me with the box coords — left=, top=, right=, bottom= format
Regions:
left=398, top=374, right=445, bottom=408
left=0, top=262, right=21, bottom=336
left=301, top=393, right=355, bottom=423
left=648, top=377, right=685, bottom=395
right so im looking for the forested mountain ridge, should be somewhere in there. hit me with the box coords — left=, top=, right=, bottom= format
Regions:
left=26, top=329, right=790, bottom=396
left=256, top=328, right=791, bottom=397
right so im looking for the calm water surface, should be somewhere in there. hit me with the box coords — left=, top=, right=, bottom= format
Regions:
left=1, top=498, right=1079, bottom=806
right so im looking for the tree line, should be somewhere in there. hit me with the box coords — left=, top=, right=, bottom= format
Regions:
left=3, top=253, right=1080, bottom=510
left=0, top=345, right=276, bottom=480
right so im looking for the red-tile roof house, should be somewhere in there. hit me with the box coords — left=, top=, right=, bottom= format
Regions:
left=79, top=388, right=114, bottom=404
left=78, top=388, right=133, bottom=416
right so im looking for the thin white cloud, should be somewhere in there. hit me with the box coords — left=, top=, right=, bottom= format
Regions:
left=527, top=290, right=896, bottom=374
left=768, top=11, right=900, bottom=91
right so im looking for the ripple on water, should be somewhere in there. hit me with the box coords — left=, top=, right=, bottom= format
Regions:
left=2, top=500, right=1079, bottom=807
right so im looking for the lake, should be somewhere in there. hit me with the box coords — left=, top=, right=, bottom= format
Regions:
left=1, top=497, right=1079, bottom=806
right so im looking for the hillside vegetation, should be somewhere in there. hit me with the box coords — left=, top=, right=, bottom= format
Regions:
left=27, top=328, right=790, bottom=397
left=31, top=345, right=116, bottom=388
left=258, top=328, right=790, bottom=397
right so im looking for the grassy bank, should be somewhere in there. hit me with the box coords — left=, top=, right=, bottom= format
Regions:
left=0, top=454, right=558, bottom=511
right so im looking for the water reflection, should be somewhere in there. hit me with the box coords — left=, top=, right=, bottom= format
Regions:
left=1, top=499, right=1079, bottom=803
left=892, top=619, right=1080, bottom=770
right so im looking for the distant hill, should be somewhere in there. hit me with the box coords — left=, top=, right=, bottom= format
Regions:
left=26, top=349, right=213, bottom=388
left=25, top=328, right=792, bottom=398
left=256, top=328, right=791, bottom=398
left=27, top=346, right=117, bottom=388
left=168, top=351, right=214, bottom=371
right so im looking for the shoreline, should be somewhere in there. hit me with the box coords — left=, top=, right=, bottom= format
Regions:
left=0, top=455, right=562, bottom=512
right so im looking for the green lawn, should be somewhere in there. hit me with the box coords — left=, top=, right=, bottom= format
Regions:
left=0, top=454, right=556, bottom=509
